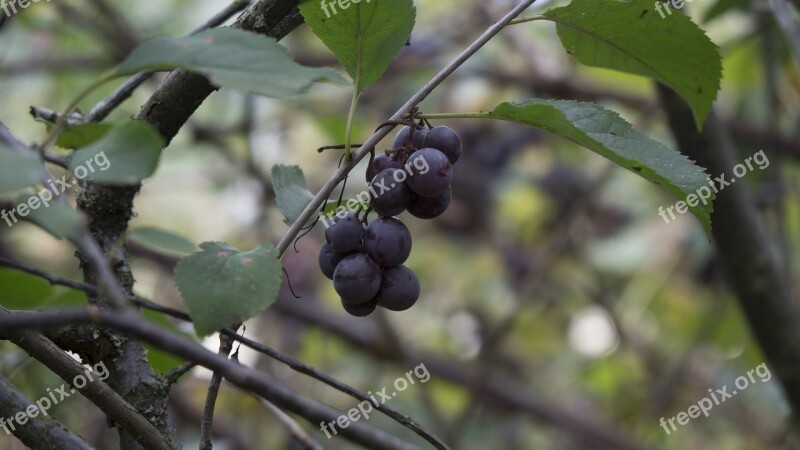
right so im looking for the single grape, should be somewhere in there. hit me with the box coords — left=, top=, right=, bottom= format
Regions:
left=366, top=155, right=402, bottom=183
left=341, top=297, right=377, bottom=317
left=393, top=126, right=428, bottom=150
left=324, top=211, right=364, bottom=254
left=333, top=254, right=381, bottom=304
left=408, top=187, right=451, bottom=219
left=405, top=148, right=452, bottom=198
left=369, top=168, right=411, bottom=217
left=376, top=265, right=420, bottom=311
left=423, top=126, right=462, bottom=164
left=318, top=241, right=347, bottom=279
left=365, top=217, right=412, bottom=267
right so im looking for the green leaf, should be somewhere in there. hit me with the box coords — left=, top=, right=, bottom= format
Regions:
left=488, top=100, right=714, bottom=234
left=544, top=0, right=721, bottom=129
left=22, top=200, right=82, bottom=240
left=129, top=226, right=196, bottom=255
left=142, top=307, right=193, bottom=373
left=55, top=123, right=112, bottom=149
left=299, top=0, right=416, bottom=93
left=174, top=242, right=283, bottom=337
left=68, top=119, right=165, bottom=185
left=271, top=165, right=316, bottom=225
left=114, top=28, right=344, bottom=98
left=0, top=268, right=88, bottom=309
left=0, top=144, right=42, bottom=194
left=0, top=268, right=55, bottom=309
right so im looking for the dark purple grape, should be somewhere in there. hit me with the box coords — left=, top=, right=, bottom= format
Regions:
left=341, top=297, right=377, bottom=317
left=423, top=126, right=462, bottom=164
left=393, top=126, right=428, bottom=149
left=318, top=241, right=348, bottom=279
left=324, top=212, right=364, bottom=254
left=365, top=217, right=412, bottom=267
left=405, top=148, right=452, bottom=198
left=376, top=265, right=420, bottom=311
left=366, top=155, right=402, bottom=183
left=369, top=168, right=410, bottom=217
left=408, top=187, right=451, bottom=219
left=333, top=254, right=381, bottom=304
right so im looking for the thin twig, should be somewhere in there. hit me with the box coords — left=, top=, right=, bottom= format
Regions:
left=259, top=399, right=325, bottom=450
left=0, top=256, right=451, bottom=450
left=275, top=0, right=539, bottom=257
left=0, top=307, right=417, bottom=450
left=166, top=361, right=198, bottom=387
left=84, top=0, right=252, bottom=123
left=0, top=374, right=96, bottom=450
left=200, top=333, right=236, bottom=450
left=0, top=123, right=130, bottom=309
left=0, top=310, right=174, bottom=450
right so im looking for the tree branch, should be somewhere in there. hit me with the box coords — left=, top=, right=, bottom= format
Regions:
left=657, top=83, right=800, bottom=421
left=199, top=334, right=235, bottom=450
left=0, top=255, right=451, bottom=450
left=0, top=374, right=95, bottom=450
left=0, top=310, right=174, bottom=450
left=0, top=308, right=422, bottom=450
left=70, top=3, right=304, bottom=447
left=84, top=0, right=252, bottom=123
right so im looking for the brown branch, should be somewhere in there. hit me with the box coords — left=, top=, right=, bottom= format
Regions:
left=0, top=309, right=174, bottom=450
left=0, top=308, right=422, bottom=450
left=84, top=0, right=252, bottom=123
left=67, top=3, right=303, bottom=448
left=0, top=255, right=451, bottom=450
left=0, top=375, right=95, bottom=450
left=199, top=333, right=235, bottom=450
left=273, top=299, right=649, bottom=450
left=657, top=84, right=800, bottom=421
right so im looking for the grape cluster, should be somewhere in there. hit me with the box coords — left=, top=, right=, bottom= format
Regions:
left=319, top=125, right=462, bottom=317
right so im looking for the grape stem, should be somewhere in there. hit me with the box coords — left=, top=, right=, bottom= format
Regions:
left=507, top=15, right=547, bottom=26
left=417, top=112, right=491, bottom=120
left=275, top=0, right=539, bottom=258
left=343, top=85, right=360, bottom=161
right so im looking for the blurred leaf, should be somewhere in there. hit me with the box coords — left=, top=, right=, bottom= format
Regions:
left=0, top=269, right=88, bottom=309
left=174, top=242, right=283, bottom=337
left=272, top=165, right=314, bottom=225
left=544, top=0, right=721, bottom=129
left=0, top=268, right=54, bottom=309
left=68, top=119, right=165, bottom=184
left=489, top=99, right=714, bottom=235
left=114, top=28, right=344, bottom=98
left=55, top=123, right=112, bottom=149
left=0, top=144, right=42, bottom=194
left=299, top=0, right=415, bottom=93
left=142, top=308, right=193, bottom=373
left=129, top=226, right=196, bottom=255
left=45, top=289, right=89, bottom=308
left=704, top=0, right=751, bottom=23
left=23, top=201, right=82, bottom=240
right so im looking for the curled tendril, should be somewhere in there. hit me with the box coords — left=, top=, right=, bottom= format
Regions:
left=282, top=267, right=302, bottom=299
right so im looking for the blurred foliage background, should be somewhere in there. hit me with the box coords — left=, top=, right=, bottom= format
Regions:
left=1, top=0, right=799, bottom=449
